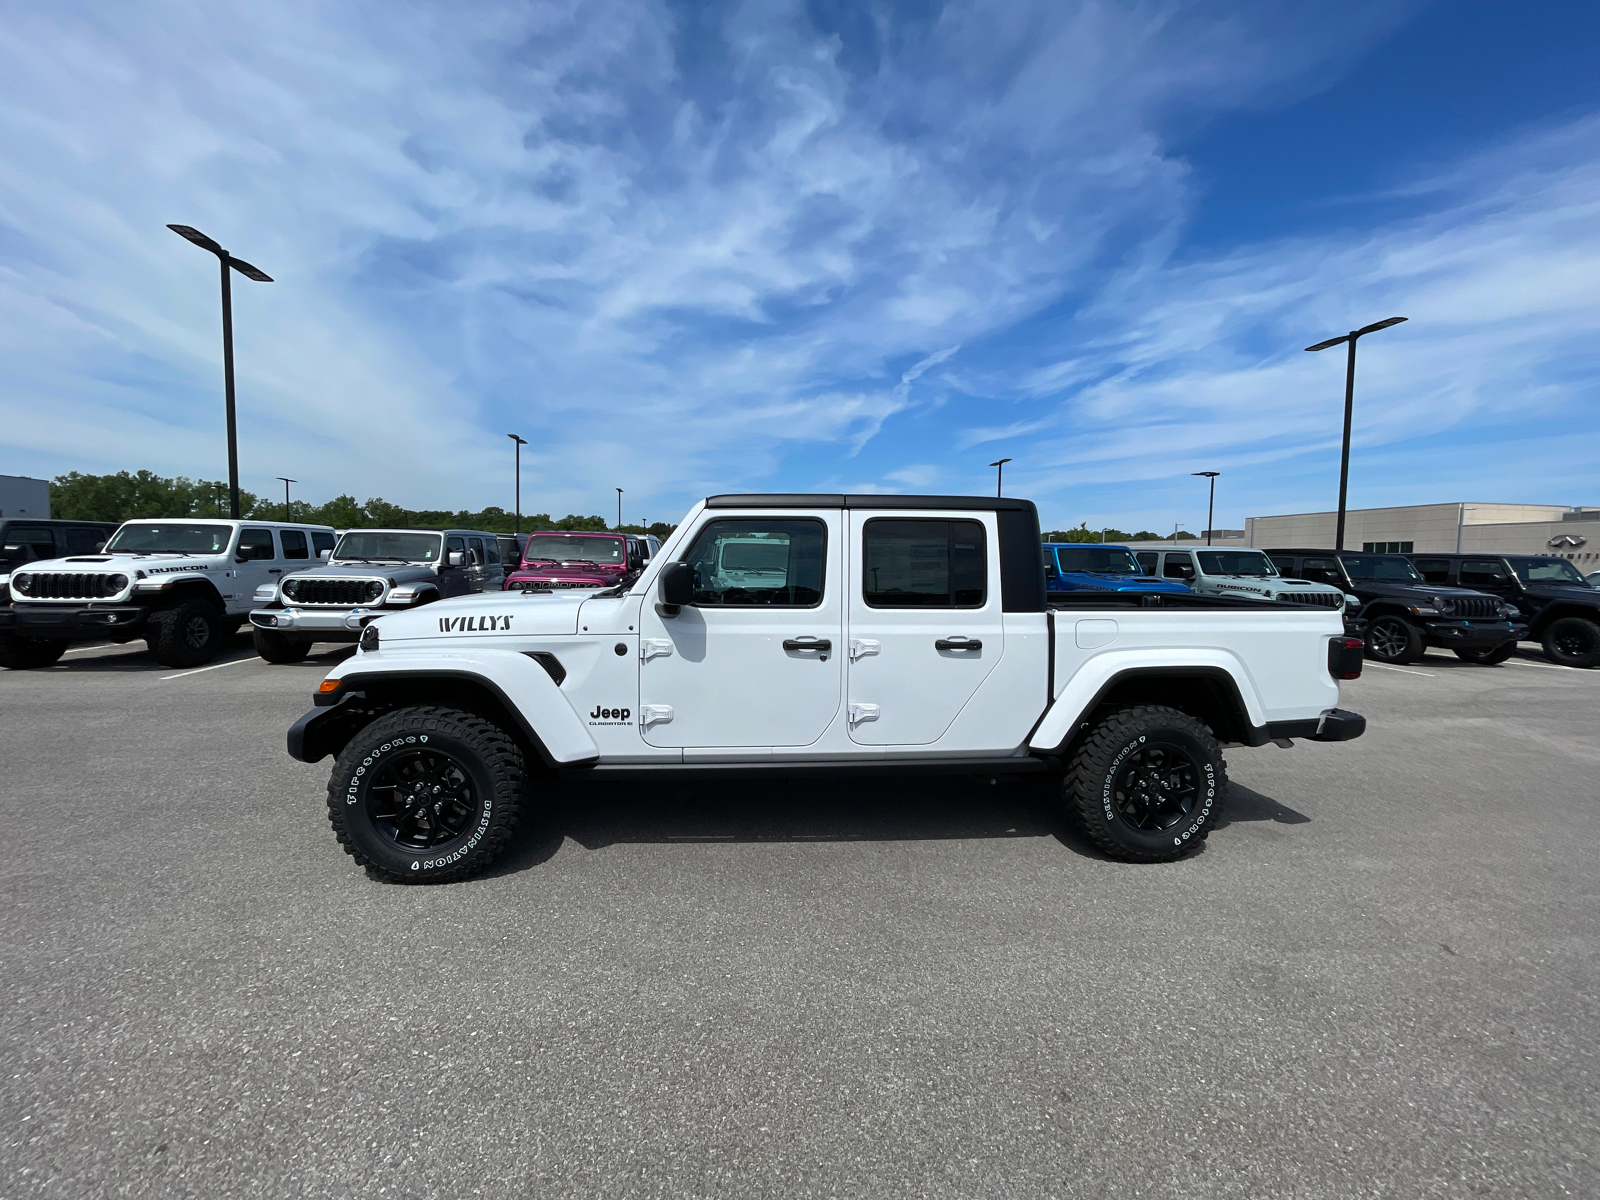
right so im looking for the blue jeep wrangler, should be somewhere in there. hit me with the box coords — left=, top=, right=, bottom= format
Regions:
left=1044, top=543, right=1194, bottom=601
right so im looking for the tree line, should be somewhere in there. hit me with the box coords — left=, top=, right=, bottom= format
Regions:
left=47, top=471, right=678, bottom=538
left=1041, top=523, right=1195, bottom=543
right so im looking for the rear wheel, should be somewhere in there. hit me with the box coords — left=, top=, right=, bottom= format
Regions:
left=252, top=627, right=312, bottom=663
left=1454, top=642, right=1516, bottom=665
left=1064, top=705, right=1227, bottom=862
left=1542, top=617, right=1600, bottom=668
left=326, top=705, right=527, bottom=883
left=0, top=633, right=69, bottom=670
left=1366, top=615, right=1425, bottom=664
left=146, top=599, right=222, bottom=668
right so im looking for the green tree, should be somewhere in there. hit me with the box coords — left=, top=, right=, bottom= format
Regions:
left=51, top=471, right=263, bottom=522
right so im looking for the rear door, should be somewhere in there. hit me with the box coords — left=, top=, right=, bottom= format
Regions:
left=845, top=511, right=1004, bottom=747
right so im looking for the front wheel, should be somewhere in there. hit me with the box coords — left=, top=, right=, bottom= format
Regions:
left=1542, top=617, right=1600, bottom=668
left=147, top=599, right=222, bottom=668
left=1366, top=615, right=1424, bottom=664
left=326, top=705, right=527, bottom=883
left=1064, top=705, right=1227, bottom=862
left=0, top=633, right=69, bottom=670
left=1454, top=642, right=1516, bottom=665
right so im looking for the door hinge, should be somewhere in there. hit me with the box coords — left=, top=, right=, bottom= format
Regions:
left=848, top=703, right=880, bottom=726
left=640, top=639, right=674, bottom=661
left=848, top=639, right=880, bottom=661
left=641, top=705, right=674, bottom=727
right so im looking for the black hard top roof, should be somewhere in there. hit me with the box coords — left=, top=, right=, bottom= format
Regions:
left=1269, top=548, right=1396, bottom=557
left=0, top=517, right=119, bottom=528
left=1397, top=550, right=1561, bottom=560
left=705, top=493, right=1036, bottom=512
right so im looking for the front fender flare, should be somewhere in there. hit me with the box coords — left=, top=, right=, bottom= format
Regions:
left=1027, top=649, right=1266, bottom=754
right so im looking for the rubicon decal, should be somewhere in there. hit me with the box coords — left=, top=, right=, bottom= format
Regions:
left=438, top=614, right=515, bottom=632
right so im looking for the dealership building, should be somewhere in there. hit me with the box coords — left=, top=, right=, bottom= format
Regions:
left=1145, top=502, right=1600, bottom=566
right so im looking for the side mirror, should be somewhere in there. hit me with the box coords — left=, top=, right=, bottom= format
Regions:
left=657, top=562, right=693, bottom=613
left=447, top=550, right=465, bottom=567
left=318, top=547, right=332, bottom=559
left=93, top=541, right=106, bottom=553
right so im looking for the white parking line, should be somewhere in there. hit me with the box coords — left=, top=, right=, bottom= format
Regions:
left=1366, top=663, right=1437, bottom=677
left=161, top=657, right=257, bottom=681
left=1504, top=658, right=1581, bottom=673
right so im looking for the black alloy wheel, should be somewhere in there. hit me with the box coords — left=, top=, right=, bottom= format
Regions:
left=366, top=745, right=481, bottom=851
left=1110, top=743, right=1201, bottom=833
left=1542, top=617, right=1600, bottom=668
left=1365, top=615, right=1424, bottom=664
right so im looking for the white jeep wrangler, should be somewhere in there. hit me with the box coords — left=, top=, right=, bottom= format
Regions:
left=2, top=518, right=335, bottom=669
left=288, top=495, right=1366, bottom=879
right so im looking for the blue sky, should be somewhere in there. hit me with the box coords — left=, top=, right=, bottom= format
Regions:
left=1, top=0, right=1596, bottom=534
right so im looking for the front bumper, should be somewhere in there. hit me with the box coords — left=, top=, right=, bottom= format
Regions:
left=0, top=604, right=148, bottom=640
left=249, top=606, right=386, bottom=642
left=1420, top=619, right=1526, bottom=648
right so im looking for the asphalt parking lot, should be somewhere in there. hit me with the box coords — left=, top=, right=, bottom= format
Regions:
left=2, top=637, right=1597, bottom=1199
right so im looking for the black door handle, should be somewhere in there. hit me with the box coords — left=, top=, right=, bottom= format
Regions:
left=783, top=638, right=832, bottom=653
left=935, top=638, right=982, bottom=651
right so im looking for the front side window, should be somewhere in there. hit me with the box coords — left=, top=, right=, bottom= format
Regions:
left=863, top=519, right=985, bottom=608
left=312, top=531, right=336, bottom=556
left=1163, top=554, right=1195, bottom=581
left=1196, top=551, right=1278, bottom=578
left=238, top=528, right=276, bottom=560
left=468, top=537, right=485, bottom=565
left=484, top=539, right=500, bottom=565
left=66, top=527, right=107, bottom=555
left=1459, top=559, right=1511, bottom=586
left=1298, top=557, right=1344, bottom=585
left=1412, top=558, right=1451, bottom=583
left=335, top=532, right=441, bottom=562
left=1054, top=546, right=1141, bottom=575
left=3, top=526, right=55, bottom=565
left=680, top=518, right=825, bottom=607
left=1339, top=555, right=1421, bottom=582
left=1268, top=556, right=1296, bottom=576
left=1135, top=551, right=1157, bottom=575
left=104, top=523, right=233, bottom=555
left=281, top=530, right=309, bottom=559
left=1511, top=557, right=1586, bottom=585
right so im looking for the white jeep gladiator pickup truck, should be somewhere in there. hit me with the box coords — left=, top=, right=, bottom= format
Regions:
left=287, top=494, right=1366, bottom=880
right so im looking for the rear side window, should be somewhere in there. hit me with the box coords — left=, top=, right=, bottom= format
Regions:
left=238, top=528, right=275, bottom=560
left=66, top=527, right=107, bottom=554
left=312, top=531, right=336, bottom=556
left=280, top=530, right=309, bottom=559
left=863, top=519, right=986, bottom=608
left=1412, top=558, right=1451, bottom=583
left=681, top=518, right=826, bottom=607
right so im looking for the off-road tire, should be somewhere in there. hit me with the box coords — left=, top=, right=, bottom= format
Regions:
left=1542, top=617, right=1600, bottom=669
left=1064, top=705, right=1228, bottom=863
left=1366, top=615, right=1425, bottom=665
left=146, top=599, right=222, bottom=668
left=326, top=705, right=526, bottom=884
left=0, top=633, right=69, bottom=670
left=1454, top=642, right=1516, bottom=665
left=253, top=627, right=313, bottom=663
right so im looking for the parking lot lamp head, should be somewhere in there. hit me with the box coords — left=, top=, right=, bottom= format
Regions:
left=507, top=434, right=527, bottom=533
left=989, top=458, right=1012, bottom=498
left=1305, top=317, right=1407, bottom=550
left=1192, top=472, right=1220, bottom=546
left=168, top=224, right=273, bottom=520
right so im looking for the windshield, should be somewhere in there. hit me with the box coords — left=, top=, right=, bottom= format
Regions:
left=1196, top=551, right=1278, bottom=578
left=719, top=540, right=792, bottom=572
left=333, top=531, right=441, bottom=562
left=1511, top=558, right=1587, bottom=585
left=1053, top=547, right=1141, bottom=575
left=104, top=523, right=233, bottom=555
left=521, top=534, right=625, bottom=565
left=1339, top=554, right=1422, bottom=582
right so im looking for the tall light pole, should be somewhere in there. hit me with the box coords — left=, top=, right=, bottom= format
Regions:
left=989, top=458, right=1012, bottom=498
left=277, top=477, right=297, bottom=522
left=1192, top=471, right=1220, bottom=546
left=507, top=434, right=527, bottom=534
left=168, top=225, right=273, bottom=519
left=616, top=487, right=623, bottom=532
left=1305, top=317, right=1408, bottom=550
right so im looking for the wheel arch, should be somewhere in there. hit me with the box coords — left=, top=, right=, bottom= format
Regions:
left=1029, top=659, right=1264, bottom=757
left=1529, top=604, right=1600, bottom=636
left=152, top=578, right=227, bottom=611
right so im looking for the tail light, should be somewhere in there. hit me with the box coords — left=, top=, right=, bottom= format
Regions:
left=1328, top=636, right=1364, bottom=680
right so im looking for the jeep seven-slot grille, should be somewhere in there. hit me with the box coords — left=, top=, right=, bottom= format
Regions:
left=1279, top=591, right=1343, bottom=609
left=22, top=572, right=122, bottom=600
left=1442, top=596, right=1500, bottom=618
left=286, top=578, right=382, bottom=606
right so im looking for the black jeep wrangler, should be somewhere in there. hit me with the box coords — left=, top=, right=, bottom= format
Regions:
left=1266, top=549, right=1525, bottom=666
left=1407, top=552, right=1600, bottom=668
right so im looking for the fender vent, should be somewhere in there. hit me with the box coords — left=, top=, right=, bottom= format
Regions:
left=524, top=651, right=566, bottom=685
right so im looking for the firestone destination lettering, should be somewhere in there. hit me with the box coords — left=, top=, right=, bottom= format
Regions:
left=438, top=615, right=515, bottom=632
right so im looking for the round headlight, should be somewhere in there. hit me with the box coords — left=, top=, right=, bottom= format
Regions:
left=282, top=579, right=300, bottom=600
left=107, top=573, right=129, bottom=591
left=364, top=580, right=384, bottom=602
left=12, top=574, right=31, bottom=596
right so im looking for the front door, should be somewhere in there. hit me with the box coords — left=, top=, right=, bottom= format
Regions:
left=234, top=527, right=280, bottom=608
left=845, top=512, right=1005, bottom=747
left=637, top=511, right=843, bottom=749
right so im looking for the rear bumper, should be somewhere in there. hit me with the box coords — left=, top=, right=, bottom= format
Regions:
left=1421, top=619, right=1526, bottom=648
left=250, top=606, right=377, bottom=641
left=1260, top=707, right=1367, bottom=745
left=0, top=604, right=148, bottom=639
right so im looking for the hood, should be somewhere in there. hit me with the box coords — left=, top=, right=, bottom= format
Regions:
left=1523, top=582, right=1599, bottom=600
left=372, top=589, right=587, bottom=640
left=287, top=562, right=436, bottom=582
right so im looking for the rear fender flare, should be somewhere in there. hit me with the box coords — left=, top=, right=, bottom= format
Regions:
left=1028, top=650, right=1265, bottom=754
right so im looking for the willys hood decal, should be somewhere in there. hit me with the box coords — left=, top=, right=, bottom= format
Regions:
left=372, top=590, right=591, bottom=638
